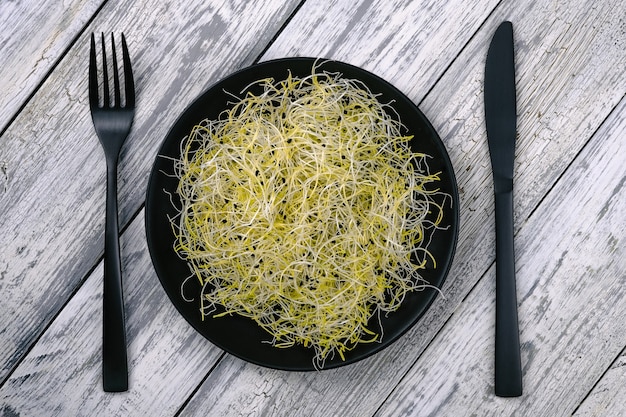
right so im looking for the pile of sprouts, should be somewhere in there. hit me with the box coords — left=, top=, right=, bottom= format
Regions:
left=171, top=65, right=447, bottom=368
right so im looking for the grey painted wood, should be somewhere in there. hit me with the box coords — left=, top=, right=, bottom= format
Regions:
left=0, top=0, right=105, bottom=132
left=574, top=346, right=626, bottom=417
left=1, top=0, right=625, bottom=415
left=262, top=0, right=501, bottom=103
left=1, top=213, right=224, bottom=416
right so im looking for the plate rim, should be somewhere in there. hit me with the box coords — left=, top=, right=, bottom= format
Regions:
left=145, top=57, right=459, bottom=371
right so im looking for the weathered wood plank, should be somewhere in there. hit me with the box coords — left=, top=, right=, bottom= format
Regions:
left=574, top=346, right=626, bottom=417
left=373, top=95, right=626, bottom=416
left=0, top=0, right=300, bottom=383
left=2, top=0, right=625, bottom=416
left=177, top=0, right=626, bottom=415
left=0, top=0, right=104, bottom=132
left=262, top=0, right=497, bottom=104
left=0, top=212, right=224, bottom=416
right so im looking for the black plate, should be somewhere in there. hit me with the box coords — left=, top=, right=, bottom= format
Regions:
left=145, top=57, right=459, bottom=370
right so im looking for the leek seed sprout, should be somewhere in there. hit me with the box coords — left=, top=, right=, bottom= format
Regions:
left=171, top=65, right=448, bottom=368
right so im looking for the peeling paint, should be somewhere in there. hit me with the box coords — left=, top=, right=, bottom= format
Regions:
left=0, top=161, right=8, bottom=194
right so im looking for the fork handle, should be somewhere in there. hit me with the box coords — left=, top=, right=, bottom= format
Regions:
left=103, top=161, right=128, bottom=392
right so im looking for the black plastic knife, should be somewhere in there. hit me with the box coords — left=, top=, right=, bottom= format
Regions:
left=484, top=21, right=522, bottom=397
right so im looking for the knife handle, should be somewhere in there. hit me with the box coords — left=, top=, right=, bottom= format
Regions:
left=494, top=189, right=522, bottom=397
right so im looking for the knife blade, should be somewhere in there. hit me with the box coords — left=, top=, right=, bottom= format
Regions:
left=484, top=21, right=522, bottom=397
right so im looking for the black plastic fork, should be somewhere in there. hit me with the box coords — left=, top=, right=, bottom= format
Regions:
left=89, top=32, right=135, bottom=392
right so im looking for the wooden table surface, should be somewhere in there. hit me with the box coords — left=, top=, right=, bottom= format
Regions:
left=1, top=1, right=625, bottom=416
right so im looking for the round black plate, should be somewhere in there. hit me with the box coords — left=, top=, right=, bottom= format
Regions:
left=145, top=58, right=459, bottom=370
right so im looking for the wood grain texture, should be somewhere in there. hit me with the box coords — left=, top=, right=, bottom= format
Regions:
left=0, top=0, right=300, bottom=383
left=262, top=0, right=500, bottom=105
left=574, top=346, right=626, bottom=417
left=0, top=212, right=224, bottom=416
left=374, top=95, right=626, bottom=417
left=0, top=0, right=104, bottom=132
left=1, top=0, right=625, bottom=415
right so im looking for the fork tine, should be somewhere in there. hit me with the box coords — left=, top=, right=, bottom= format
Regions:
left=100, top=33, right=109, bottom=107
left=89, top=33, right=99, bottom=108
left=111, top=34, right=121, bottom=107
left=121, top=33, right=135, bottom=108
